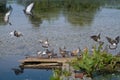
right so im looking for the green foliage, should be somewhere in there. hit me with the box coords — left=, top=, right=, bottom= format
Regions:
left=50, top=69, right=61, bottom=80
left=50, top=68, right=71, bottom=80
left=69, top=44, right=120, bottom=77
left=62, top=69, right=71, bottom=77
left=31, top=0, right=103, bottom=26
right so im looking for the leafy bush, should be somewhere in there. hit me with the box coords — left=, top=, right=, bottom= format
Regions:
left=69, top=44, right=120, bottom=77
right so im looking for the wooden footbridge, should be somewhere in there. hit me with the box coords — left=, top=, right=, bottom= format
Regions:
left=19, top=57, right=75, bottom=69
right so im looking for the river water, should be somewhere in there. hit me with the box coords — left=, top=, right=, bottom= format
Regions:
left=0, top=0, right=120, bottom=80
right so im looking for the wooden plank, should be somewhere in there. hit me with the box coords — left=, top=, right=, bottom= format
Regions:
left=19, top=57, right=75, bottom=69
left=23, top=65, right=61, bottom=69
left=20, top=63, right=62, bottom=69
left=19, top=57, right=75, bottom=63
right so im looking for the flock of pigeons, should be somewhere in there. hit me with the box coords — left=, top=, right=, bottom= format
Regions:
left=32, top=33, right=120, bottom=59
left=3, top=2, right=34, bottom=37
left=2, top=2, right=120, bottom=58
left=36, top=39, right=81, bottom=58
left=91, top=33, right=120, bottom=50
left=11, top=33, right=120, bottom=75
left=3, top=2, right=81, bottom=59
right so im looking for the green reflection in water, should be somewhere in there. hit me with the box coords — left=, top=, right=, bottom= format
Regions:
left=62, top=0, right=102, bottom=26
left=17, top=0, right=120, bottom=26
left=0, top=0, right=7, bottom=25
left=29, top=15, right=42, bottom=27
left=33, top=0, right=102, bottom=26
left=0, top=0, right=13, bottom=25
left=0, top=0, right=120, bottom=26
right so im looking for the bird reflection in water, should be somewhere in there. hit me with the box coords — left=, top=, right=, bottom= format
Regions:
left=12, top=66, right=24, bottom=75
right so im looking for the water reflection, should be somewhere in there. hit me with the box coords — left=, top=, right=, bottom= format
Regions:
left=34, top=0, right=102, bottom=26
left=12, top=66, right=24, bottom=75
left=0, top=0, right=7, bottom=13
left=28, top=15, right=42, bottom=27
left=0, top=0, right=8, bottom=25
left=16, top=0, right=102, bottom=26
left=1, top=0, right=120, bottom=26
left=62, top=0, right=102, bottom=26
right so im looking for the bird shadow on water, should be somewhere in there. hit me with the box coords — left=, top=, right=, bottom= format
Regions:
left=12, top=66, right=24, bottom=75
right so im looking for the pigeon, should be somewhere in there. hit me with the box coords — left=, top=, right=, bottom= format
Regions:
left=59, top=46, right=69, bottom=57
left=91, top=33, right=101, bottom=42
left=106, top=36, right=119, bottom=49
left=39, top=39, right=49, bottom=48
left=23, top=2, right=34, bottom=16
left=37, top=50, right=47, bottom=56
left=10, top=30, right=23, bottom=37
left=4, top=5, right=12, bottom=25
left=46, top=49, right=53, bottom=58
left=71, top=47, right=81, bottom=56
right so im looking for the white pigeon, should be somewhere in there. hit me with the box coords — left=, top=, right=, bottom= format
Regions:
left=42, top=51, right=47, bottom=55
left=37, top=51, right=42, bottom=55
left=23, top=2, right=34, bottom=15
left=37, top=51, right=46, bottom=56
left=38, top=39, right=49, bottom=48
left=4, top=9, right=12, bottom=25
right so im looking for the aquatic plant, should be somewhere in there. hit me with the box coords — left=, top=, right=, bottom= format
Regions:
left=69, top=44, right=120, bottom=77
left=50, top=68, right=71, bottom=80
left=50, top=69, right=61, bottom=80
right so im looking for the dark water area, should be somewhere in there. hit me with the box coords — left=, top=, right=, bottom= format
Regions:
left=0, top=55, right=52, bottom=80
left=0, top=0, right=120, bottom=80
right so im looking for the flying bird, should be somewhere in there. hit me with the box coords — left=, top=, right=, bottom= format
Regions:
left=23, top=2, right=34, bottom=15
left=91, top=33, right=101, bottom=42
left=10, top=30, right=23, bottom=37
left=4, top=5, right=12, bottom=25
left=106, top=36, right=119, bottom=49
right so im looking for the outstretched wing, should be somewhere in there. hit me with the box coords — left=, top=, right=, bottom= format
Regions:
left=91, top=35, right=97, bottom=42
left=26, top=2, right=34, bottom=13
left=98, top=33, right=101, bottom=39
left=115, top=36, right=119, bottom=43
left=4, top=10, right=12, bottom=22
left=106, top=36, right=113, bottom=44
left=91, top=33, right=100, bottom=42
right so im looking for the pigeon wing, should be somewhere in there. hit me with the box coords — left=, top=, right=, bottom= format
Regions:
left=4, top=10, right=12, bottom=22
left=98, top=33, right=101, bottom=39
left=106, top=37, right=113, bottom=44
left=26, top=2, right=34, bottom=13
left=115, top=36, right=119, bottom=43
left=91, top=35, right=98, bottom=42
